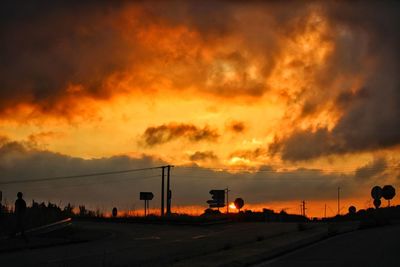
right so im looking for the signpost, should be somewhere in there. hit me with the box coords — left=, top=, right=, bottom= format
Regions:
left=371, top=186, right=382, bottom=200
left=234, top=198, right=244, bottom=212
left=371, top=185, right=382, bottom=209
left=207, top=190, right=225, bottom=210
left=371, top=185, right=396, bottom=208
left=382, top=185, right=396, bottom=207
left=373, top=198, right=381, bottom=209
left=140, top=192, right=154, bottom=216
left=112, top=207, right=118, bottom=217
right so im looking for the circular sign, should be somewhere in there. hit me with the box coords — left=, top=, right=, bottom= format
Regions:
left=234, top=198, right=244, bottom=210
left=382, top=185, right=396, bottom=200
left=371, top=186, right=382, bottom=200
left=373, top=198, right=381, bottom=209
left=348, top=206, right=356, bottom=214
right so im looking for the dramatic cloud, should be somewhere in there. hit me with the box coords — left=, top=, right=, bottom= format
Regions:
left=270, top=2, right=400, bottom=160
left=141, top=123, right=219, bottom=147
left=0, top=139, right=363, bottom=209
left=0, top=137, right=166, bottom=208
left=229, top=148, right=266, bottom=161
left=1, top=1, right=400, bottom=213
left=355, top=158, right=387, bottom=181
left=1, top=137, right=398, bottom=216
left=0, top=1, right=327, bottom=118
left=269, top=128, right=335, bottom=161
left=0, top=1, right=136, bottom=117
left=189, top=151, right=218, bottom=162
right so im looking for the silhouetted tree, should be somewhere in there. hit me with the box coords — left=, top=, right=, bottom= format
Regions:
left=63, top=203, right=74, bottom=217
left=234, top=198, right=244, bottom=212
left=79, top=205, right=87, bottom=216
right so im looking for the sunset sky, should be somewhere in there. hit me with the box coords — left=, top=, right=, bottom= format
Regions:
left=1, top=1, right=399, bottom=217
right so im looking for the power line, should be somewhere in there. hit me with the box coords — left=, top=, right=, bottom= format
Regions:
left=1, top=162, right=397, bottom=185
left=176, top=165, right=400, bottom=174
left=0, top=166, right=165, bottom=185
left=172, top=174, right=340, bottom=180
left=21, top=174, right=162, bottom=191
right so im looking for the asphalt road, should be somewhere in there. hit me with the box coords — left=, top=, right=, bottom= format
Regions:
left=0, top=220, right=298, bottom=267
left=256, top=224, right=400, bottom=267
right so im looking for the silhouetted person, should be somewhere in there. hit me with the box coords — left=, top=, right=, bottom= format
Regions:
left=14, top=192, right=27, bottom=239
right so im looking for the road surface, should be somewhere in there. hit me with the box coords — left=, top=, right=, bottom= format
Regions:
left=256, top=223, right=400, bottom=267
left=0, top=220, right=299, bottom=267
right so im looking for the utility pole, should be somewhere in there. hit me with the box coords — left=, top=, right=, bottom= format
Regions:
left=324, top=203, right=327, bottom=219
left=225, top=187, right=230, bottom=214
left=166, top=165, right=173, bottom=215
left=301, top=200, right=306, bottom=218
left=161, top=166, right=165, bottom=216
left=144, top=199, right=148, bottom=216
left=337, top=187, right=341, bottom=216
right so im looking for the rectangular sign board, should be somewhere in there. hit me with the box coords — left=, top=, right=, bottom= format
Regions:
left=208, top=189, right=225, bottom=208
left=140, top=192, right=154, bottom=200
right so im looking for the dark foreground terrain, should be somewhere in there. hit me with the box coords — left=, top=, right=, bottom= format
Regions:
left=1, top=217, right=399, bottom=267
left=255, top=223, right=400, bottom=267
left=0, top=220, right=309, bottom=267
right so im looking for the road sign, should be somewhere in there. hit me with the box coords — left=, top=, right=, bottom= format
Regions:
left=210, top=190, right=225, bottom=202
left=371, top=186, right=382, bottom=200
left=348, top=206, right=356, bottom=214
left=382, top=185, right=396, bottom=200
left=140, top=192, right=154, bottom=200
left=208, top=189, right=225, bottom=208
left=234, top=198, right=244, bottom=210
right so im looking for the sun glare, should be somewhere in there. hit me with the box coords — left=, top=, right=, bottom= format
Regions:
left=229, top=203, right=237, bottom=210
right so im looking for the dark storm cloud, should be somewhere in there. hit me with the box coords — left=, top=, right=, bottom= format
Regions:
left=0, top=1, right=135, bottom=116
left=189, top=151, right=218, bottom=162
left=271, top=2, right=400, bottom=161
left=355, top=158, right=387, bottom=181
left=0, top=137, right=166, bottom=209
left=269, top=129, right=334, bottom=161
left=271, top=83, right=400, bottom=161
left=141, top=123, right=219, bottom=147
left=0, top=0, right=315, bottom=117
left=0, top=138, right=363, bottom=210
